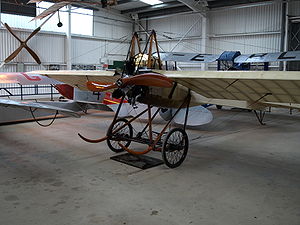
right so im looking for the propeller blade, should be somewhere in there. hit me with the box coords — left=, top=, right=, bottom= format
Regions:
left=87, top=81, right=117, bottom=92
left=25, top=27, right=41, bottom=42
left=4, top=45, right=24, bottom=63
left=4, top=23, right=22, bottom=43
left=24, top=45, right=41, bottom=64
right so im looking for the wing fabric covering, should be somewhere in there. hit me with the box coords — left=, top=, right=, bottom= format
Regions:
left=155, top=70, right=300, bottom=108
left=234, top=51, right=300, bottom=63
left=0, top=99, right=80, bottom=118
left=30, top=70, right=118, bottom=91
left=158, top=52, right=219, bottom=63
left=31, top=70, right=300, bottom=110
left=0, top=72, right=62, bottom=85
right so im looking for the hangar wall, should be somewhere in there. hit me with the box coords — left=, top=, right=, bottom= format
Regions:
left=0, top=10, right=132, bottom=72
left=209, top=3, right=281, bottom=54
left=144, top=2, right=283, bottom=70
left=288, top=0, right=300, bottom=15
left=140, top=13, right=203, bottom=53
left=1, top=1, right=298, bottom=73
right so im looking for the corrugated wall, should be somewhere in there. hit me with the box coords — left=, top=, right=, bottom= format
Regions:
left=0, top=28, right=66, bottom=71
left=288, top=1, right=300, bottom=16
left=71, top=36, right=129, bottom=64
left=0, top=10, right=132, bottom=72
left=209, top=2, right=282, bottom=54
left=0, top=2, right=287, bottom=72
left=142, top=2, right=282, bottom=70
left=93, top=10, right=132, bottom=39
left=145, top=14, right=203, bottom=52
left=0, top=29, right=131, bottom=72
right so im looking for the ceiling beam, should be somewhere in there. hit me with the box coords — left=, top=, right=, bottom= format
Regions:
left=138, top=5, right=191, bottom=19
left=177, top=0, right=207, bottom=16
left=71, top=3, right=99, bottom=11
left=117, top=0, right=138, bottom=5
left=207, top=0, right=273, bottom=8
left=121, top=1, right=183, bottom=14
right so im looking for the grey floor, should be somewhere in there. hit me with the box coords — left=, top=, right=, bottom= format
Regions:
left=0, top=107, right=299, bottom=225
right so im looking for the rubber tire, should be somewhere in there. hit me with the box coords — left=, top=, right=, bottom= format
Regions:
left=106, top=118, right=133, bottom=153
left=162, top=128, right=189, bottom=168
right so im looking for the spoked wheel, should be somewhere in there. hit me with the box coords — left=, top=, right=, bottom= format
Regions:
left=162, top=128, right=189, bottom=168
left=106, top=118, right=133, bottom=153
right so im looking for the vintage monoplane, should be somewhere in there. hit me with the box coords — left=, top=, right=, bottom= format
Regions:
left=30, top=31, right=300, bottom=168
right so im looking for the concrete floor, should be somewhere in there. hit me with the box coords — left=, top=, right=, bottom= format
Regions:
left=0, top=108, right=299, bottom=225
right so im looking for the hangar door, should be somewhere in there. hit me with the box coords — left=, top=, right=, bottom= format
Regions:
left=287, top=18, right=300, bottom=71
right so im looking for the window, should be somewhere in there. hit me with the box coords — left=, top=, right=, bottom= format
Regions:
left=0, top=2, right=93, bottom=36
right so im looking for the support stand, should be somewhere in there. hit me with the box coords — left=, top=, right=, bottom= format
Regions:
left=110, top=153, right=163, bottom=169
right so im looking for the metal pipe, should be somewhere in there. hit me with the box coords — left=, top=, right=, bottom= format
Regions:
left=280, top=1, right=287, bottom=71
left=210, top=1, right=275, bottom=12
left=0, top=0, right=2, bottom=25
left=201, top=16, right=207, bottom=71
left=283, top=1, right=289, bottom=71
left=210, top=31, right=281, bottom=38
left=66, top=5, right=72, bottom=70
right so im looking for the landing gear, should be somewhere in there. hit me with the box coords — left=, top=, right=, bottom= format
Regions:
left=162, top=128, right=189, bottom=168
left=107, top=118, right=133, bottom=153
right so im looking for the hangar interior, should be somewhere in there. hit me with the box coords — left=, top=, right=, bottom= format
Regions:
left=0, top=0, right=300, bottom=225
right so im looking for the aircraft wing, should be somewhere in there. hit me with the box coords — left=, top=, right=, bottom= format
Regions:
left=155, top=51, right=300, bottom=64
left=155, top=70, right=300, bottom=110
left=0, top=72, right=62, bottom=85
left=30, top=70, right=118, bottom=91
left=31, top=69, right=300, bottom=110
left=0, top=98, right=80, bottom=118
left=234, top=51, right=300, bottom=63
left=32, top=1, right=70, bottom=20
left=156, top=52, right=220, bottom=63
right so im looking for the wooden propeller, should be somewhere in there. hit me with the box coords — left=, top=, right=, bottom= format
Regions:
left=3, top=23, right=41, bottom=65
left=86, top=73, right=173, bottom=92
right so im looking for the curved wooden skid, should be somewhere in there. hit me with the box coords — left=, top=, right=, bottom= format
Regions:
left=118, top=143, right=153, bottom=155
left=78, top=133, right=108, bottom=143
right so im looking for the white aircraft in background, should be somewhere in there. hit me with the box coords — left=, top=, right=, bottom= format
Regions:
left=0, top=72, right=112, bottom=124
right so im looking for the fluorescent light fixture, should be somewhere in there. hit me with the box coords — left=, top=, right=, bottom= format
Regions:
left=140, top=0, right=163, bottom=5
